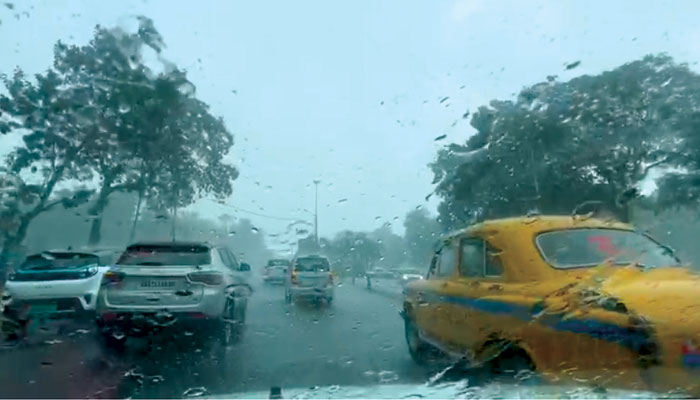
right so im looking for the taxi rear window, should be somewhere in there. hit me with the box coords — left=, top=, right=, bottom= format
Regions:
left=536, top=228, right=679, bottom=269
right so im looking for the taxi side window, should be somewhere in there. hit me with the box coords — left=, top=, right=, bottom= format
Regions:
left=460, top=238, right=504, bottom=278
left=438, top=242, right=457, bottom=278
left=460, top=239, right=484, bottom=278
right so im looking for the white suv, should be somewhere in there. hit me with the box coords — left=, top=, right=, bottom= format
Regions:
left=95, top=242, right=251, bottom=348
left=2, top=251, right=111, bottom=330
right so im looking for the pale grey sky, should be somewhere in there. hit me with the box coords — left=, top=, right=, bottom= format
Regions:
left=1, top=0, right=699, bottom=251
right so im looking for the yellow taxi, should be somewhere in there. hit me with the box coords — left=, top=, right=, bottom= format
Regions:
left=402, top=215, right=700, bottom=395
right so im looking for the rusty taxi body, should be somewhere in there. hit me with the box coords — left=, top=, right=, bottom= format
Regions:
left=402, top=216, right=700, bottom=395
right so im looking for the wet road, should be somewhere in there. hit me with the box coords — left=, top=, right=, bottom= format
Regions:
left=0, top=279, right=434, bottom=398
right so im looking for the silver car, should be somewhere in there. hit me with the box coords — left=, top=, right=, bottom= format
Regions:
left=285, top=255, right=334, bottom=304
left=95, top=242, right=251, bottom=348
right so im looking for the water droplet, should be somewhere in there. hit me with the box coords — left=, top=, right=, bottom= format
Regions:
left=182, top=387, right=207, bottom=397
left=415, top=205, right=423, bottom=210
left=377, top=239, right=383, bottom=244
left=338, top=198, right=348, bottom=204
left=118, top=104, right=131, bottom=113
left=251, top=227, right=259, bottom=234
left=378, top=370, right=399, bottom=383
left=228, top=231, right=236, bottom=236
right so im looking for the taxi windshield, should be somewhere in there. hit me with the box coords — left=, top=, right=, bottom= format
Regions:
left=536, top=228, right=680, bottom=269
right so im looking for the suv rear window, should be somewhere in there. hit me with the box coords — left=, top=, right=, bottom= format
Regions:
left=267, top=259, right=290, bottom=266
left=293, top=257, right=330, bottom=272
left=20, top=252, right=99, bottom=270
left=117, top=244, right=211, bottom=266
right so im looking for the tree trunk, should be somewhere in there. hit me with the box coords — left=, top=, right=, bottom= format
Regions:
left=128, top=188, right=144, bottom=243
left=87, top=178, right=114, bottom=247
left=0, top=215, right=33, bottom=279
left=0, top=164, right=68, bottom=275
left=170, top=205, right=177, bottom=242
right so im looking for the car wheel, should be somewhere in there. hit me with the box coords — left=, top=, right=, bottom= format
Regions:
left=404, top=318, right=443, bottom=365
left=486, top=343, right=538, bottom=384
left=219, top=300, right=242, bottom=347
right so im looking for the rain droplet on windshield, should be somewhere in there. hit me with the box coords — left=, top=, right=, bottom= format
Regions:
left=338, top=198, right=348, bottom=204
left=250, top=226, right=259, bottom=234
left=182, top=387, right=208, bottom=398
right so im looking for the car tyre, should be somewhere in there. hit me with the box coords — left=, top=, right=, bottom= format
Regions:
left=404, top=318, right=443, bottom=365
left=219, top=300, right=243, bottom=347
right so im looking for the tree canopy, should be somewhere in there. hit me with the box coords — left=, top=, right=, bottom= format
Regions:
left=431, top=54, right=700, bottom=229
left=0, top=17, right=238, bottom=261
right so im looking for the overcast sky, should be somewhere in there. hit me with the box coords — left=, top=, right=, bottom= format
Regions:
left=1, top=0, right=698, bottom=250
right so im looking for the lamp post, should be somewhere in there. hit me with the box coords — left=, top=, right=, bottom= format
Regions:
left=313, top=180, right=320, bottom=245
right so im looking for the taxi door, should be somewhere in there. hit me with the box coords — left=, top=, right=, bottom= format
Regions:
left=410, top=240, right=459, bottom=345
left=439, top=237, right=508, bottom=356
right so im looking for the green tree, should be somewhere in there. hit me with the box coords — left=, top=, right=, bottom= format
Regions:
left=431, top=54, right=699, bottom=229
left=322, top=230, right=383, bottom=277
left=403, top=208, right=440, bottom=267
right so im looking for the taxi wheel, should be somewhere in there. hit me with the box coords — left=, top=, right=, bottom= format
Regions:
left=404, top=319, right=442, bottom=365
left=487, top=344, right=537, bottom=383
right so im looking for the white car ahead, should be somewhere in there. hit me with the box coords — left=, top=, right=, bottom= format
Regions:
left=95, top=242, right=251, bottom=349
left=2, top=251, right=111, bottom=325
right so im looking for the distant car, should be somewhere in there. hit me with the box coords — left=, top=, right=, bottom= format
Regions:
left=2, top=251, right=110, bottom=327
left=263, top=259, right=290, bottom=284
left=285, top=255, right=333, bottom=304
left=398, top=269, right=424, bottom=286
left=367, top=268, right=397, bottom=279
left=95, top=242, right=252, bottom=349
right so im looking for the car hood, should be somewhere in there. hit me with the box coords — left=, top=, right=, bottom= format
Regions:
left=207, top=382, right=658, bottom=399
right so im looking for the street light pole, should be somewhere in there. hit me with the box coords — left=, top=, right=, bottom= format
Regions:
left=313, top=180, right=320, bottom=245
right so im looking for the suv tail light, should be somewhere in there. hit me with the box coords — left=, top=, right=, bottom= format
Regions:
left=102, top=270, right=125, bottom=285
left=188, top=271, right=224, bottom=286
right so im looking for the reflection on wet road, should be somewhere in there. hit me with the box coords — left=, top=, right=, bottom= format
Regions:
left=0, top=279, right=431, bottom=398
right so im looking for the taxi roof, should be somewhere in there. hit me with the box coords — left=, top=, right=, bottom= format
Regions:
left=444, top=215, right=634, bottom=240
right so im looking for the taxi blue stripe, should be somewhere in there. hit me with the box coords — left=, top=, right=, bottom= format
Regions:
left=405, top=288, right=652, bottom=353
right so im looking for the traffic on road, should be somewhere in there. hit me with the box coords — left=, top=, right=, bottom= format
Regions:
left=2, top=1, right=700, bottom=398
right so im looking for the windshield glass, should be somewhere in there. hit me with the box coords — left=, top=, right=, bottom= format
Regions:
left=3, top=1, right=700, bottom=399
left=117, top=244, right=211, bottom=266
left=294, top=257, right=330, bottom=272
left=19, top=252, right=99, bottom=270
left=537, top=229, right=680, bottom=269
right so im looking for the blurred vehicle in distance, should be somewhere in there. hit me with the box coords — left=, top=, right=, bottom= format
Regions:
left=96, top=242, right=251, bottom=349
left=263, top=259, right=290, bottom=285
left=285, top=255, right=333, bottom=304
left=397, top=269, right=424, bottom=286
left=366, top=268, right=397, bottom=280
